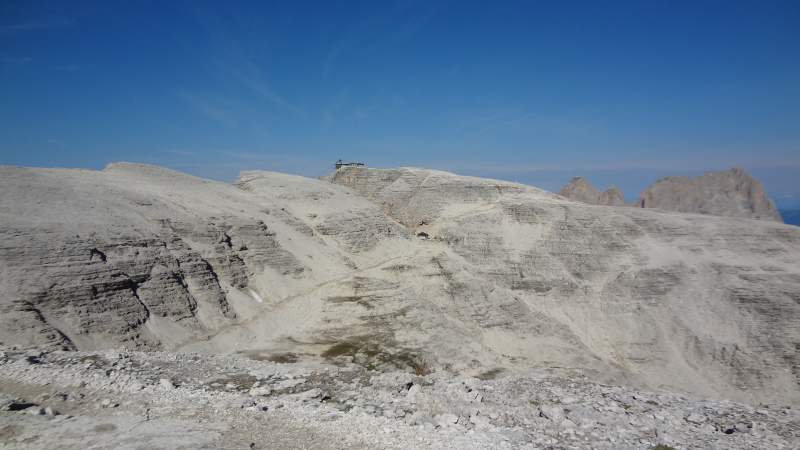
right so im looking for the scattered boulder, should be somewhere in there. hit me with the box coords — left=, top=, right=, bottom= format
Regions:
left=0, top=349, right=797, bottom=449
left=296, top=388, right=324, bottom=401
left=27, top=407, right=46, bottom=416
left=539, top=405, right=566, bottom=422
left=406, top=384, right=422, bottom=403
left=249, top=386, right=272, bottom=397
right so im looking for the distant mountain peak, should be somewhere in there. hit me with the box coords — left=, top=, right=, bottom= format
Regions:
left=637, top=167, right=783, bottom=222
left=559, top=177, right=626, bottom=206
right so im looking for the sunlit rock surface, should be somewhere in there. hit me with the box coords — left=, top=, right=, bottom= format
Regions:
left=637, top=167, right=783, bottom=222
left=559, top=176, right=626, bottom=206
left=1, top=163, right=799, bottom=407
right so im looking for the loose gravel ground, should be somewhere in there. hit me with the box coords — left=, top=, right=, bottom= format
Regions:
left=0, top=349, right=797, bottom=449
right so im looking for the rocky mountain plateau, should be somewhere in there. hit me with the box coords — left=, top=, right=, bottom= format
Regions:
left=1, top=163, right=798, bottom=449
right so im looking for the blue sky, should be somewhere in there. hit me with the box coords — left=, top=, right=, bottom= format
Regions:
left=1, top=1, right=799, bottom=205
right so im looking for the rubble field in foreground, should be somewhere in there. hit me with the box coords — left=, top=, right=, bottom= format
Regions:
left=1, top=349, right=797, bottom=449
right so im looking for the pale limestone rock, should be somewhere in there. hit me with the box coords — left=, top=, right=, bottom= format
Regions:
left=559, top=177, right=600, bottom=204
left=637, top=167, right=782, bottom=222
left=331, top=166, right=800, bottom=404
left=559, top=177, right=627, bottom=206
left=596, top=185, right=626, bottom=206
left=249, top=386, right=272, bottom=396
left=1, top=163, right=799, bottom=409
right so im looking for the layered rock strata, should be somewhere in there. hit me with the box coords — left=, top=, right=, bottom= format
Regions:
left=1, top=163, right=799, bottom=406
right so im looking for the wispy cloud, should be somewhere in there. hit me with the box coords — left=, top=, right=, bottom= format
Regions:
left=176, top=92, right=238, bottom=127
left=164, top=149, right=197, bottom=157
left=188, top=5, right=304, bottom=117
left=50, top=63, right=80, bottom=72
left=223, top=151, right=265, bottom=161
left=0, top=18, right=74, bottom=34
left=454, top=109, right=607, bottom=138
left=322, top=38, right=351, bottom=80
left=226, top=63, right=305, bottom=116
left=455, top=110, right=529, bottom=134
left=0, top=56, right=32, bottom=65
left=323, top=1, right=441, bottom=79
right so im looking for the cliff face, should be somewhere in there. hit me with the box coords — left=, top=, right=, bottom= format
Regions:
left=2, top=163, right=800, bottom=405
left=0, top=164, right=398, bottom=351
left=596, top=186, right=626, bottom=206
left=559, top=177, right=626, bottom=206
left=331, top=166, right=800, bottom=404
left=637, top=168, right=783, bottom=222
left=559, top=177, right=600, bottom=204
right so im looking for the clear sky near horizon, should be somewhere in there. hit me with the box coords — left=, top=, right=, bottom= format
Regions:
left=2, top=1, right=799, bottom=206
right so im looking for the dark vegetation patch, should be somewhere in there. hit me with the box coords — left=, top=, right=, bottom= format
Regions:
left=264, top=352, right=299, bottom=363
left=510, top=279, right=552, bottom=293
left=326, top=295, right=376, bottom=310
left=382, top=264, right=413, bottom=272
left=358, top=306, right=411, bottom=327
left=476, top=368, right=505, bottom=380
left=92, top=423, right=117, bottom=433
left=320, top=335, right=431, bottom=375
left=240, top=349, right=305, bottom=363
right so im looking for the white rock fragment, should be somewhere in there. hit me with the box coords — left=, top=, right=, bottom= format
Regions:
left=249, top=386, right=272, bottom=397
left=27, top=407, right=46, bottom=416
left=296, top=388, right=323, bottom=401
left=539, top=405, right=565, bottom=422
left=274, top=378, right=306, bottom=390
left=685, top=412, right=706, bottom=424
left=434, top=413, right=459, bottom=427
left=406, top=384, right=422, bottom=403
